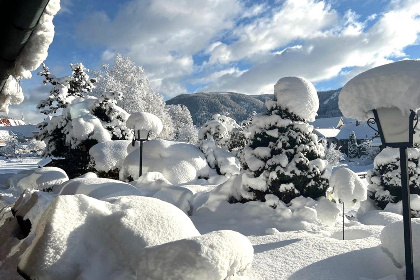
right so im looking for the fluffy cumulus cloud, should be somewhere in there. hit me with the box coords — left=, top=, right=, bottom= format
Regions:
left=76, top=0, right=242, bottom=97
left=75, top=0, right=420, bottom=97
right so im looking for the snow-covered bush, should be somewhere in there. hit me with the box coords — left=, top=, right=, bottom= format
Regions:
left=198, top=114, right=241, bottom=149
left=167, top=104, right=198, bottom=144
left=367, top=147, right=420, bottom=211
left=230, top=77, right=329, bottom=204
left=94, top=54, right=174, bottom=139
left=0, top=132, right=19, bottom=157
left=120, top=139, right=215, bottom=183
left=37, top=63, right=132, bottom=177
left=200, top=140, right=241, bottom=178
left=348, top=131, right=359, bottom=158
left=328, top=167, right=367, bottom=207
left=321, top=141, right=345, bottom=165
left=381, top=219, right=420, bottom=276
left=6, top=167, right=68, bottom=191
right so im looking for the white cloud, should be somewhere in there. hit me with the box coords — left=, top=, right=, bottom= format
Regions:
left=204, top=0, right=420, bottom=94
left=76, top=0, right=242, bottom=97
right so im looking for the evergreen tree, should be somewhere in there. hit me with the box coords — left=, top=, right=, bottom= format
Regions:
left=348, top=131, right=359, bottom=158
left=232, top=101, right=329, bottom=204
left=167, top=104, right=198, bottom=143
left=37, top=63, right=132, bottom=177
left=94, top=54, right=174, bottom=139
left=367, top=147, right=420, bottom=215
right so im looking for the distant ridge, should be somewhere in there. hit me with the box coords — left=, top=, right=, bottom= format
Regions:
left=167, top=89, right=342, bottom=126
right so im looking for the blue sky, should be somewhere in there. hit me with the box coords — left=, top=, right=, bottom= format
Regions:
left=9, top=0, right=420, bottom=123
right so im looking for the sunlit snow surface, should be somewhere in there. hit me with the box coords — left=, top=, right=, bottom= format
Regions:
left=0, top=157, right=408, bottom=280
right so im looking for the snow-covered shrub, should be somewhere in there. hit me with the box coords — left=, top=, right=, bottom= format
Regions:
left=328, top=167, right=367, bottom=207
left=321, top=141, right=345, bottom=165
left=0, top=132, right=19, bottom=157
left=358, top=139, right=380, bottom=160
left=24, top=139, right=46, bottom=156
left=53, top=177, right=142, bottom=200
left=381, top=219, right=420, bottom=276
left=198, top=114, right=240, bottom=149
left=200, top=140, right=241, bottom=178
left=230, top=77, right=329, bottom=204
left=37, top=63, right=132, bottom=178
left=17, top=195, right=201, bottom=280
left=6, top=167, right=68, bottom=191
left=89, top=140, right=136, bottom=179
left=136, top=230, right=253, bottom=279
left=94, top=54, right=174, bottom=139
left=120, top=139, right=215, bottom=183
left=348, top=131, right=359, bottom=158
left=167, top=104, right=198, bottom=144
left=367, top=147, right=420, bottom=211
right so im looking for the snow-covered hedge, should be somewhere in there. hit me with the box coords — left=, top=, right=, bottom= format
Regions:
left=6, top=167, right=68, bottom=191
left=367, top=147, right=420, bottom=212
left=119, top=139, right=215, bottom=183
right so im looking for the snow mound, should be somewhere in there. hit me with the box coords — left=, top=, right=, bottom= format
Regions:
left=6, top=167, right=68, bottom=191
left=131, top=172, right=194, bottom=213
left=329, top=167, right=367, bottom=207
left=127, top=112, right=163, bottom=138
left=274, top=76, right=319, bottom=122
left=120, top=139, right=213, bottom=183
left=53, top=177, right=142, bottom=200
left=381, top=219, right=420, bottom=275
left=315, top=197, right=340, bottom=226
left=137, top=230, right=253, bottom=279
left=18, top=195, right=200, bottom=280
left=358, top=210, right=402, bottom=226
left=339, top=60, right=420, bottom=120
left=89, top=140, right=136, bottom=172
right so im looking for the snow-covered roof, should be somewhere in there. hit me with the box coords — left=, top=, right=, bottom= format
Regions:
left=0, top=125, right=39, bottom=139
left=274, top=76, right=319, bottom=122
left=0, top=118, right=25, bottom=126
left=310, top=117, right=343, bottom=129
left=339, top=60, right=420, bottom=120
left=313, top=128, right=340, bottom=139
left=336, top=122, right=377, bottom=140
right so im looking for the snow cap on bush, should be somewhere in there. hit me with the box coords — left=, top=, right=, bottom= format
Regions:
left=127, top=112, right=163, bottom=138
left=339, top=60, right=420, bottom=120
left=330, top=167, right=367, bottom=207
left=274, top=76, right=319, bottom=122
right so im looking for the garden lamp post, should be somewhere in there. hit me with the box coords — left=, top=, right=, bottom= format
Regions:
left=137, top=128, right=151, bottom=178
left=369, top=107, right=418, bottom=280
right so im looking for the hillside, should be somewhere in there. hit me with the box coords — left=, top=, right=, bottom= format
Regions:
left=167, top=89, right=342, bottom=126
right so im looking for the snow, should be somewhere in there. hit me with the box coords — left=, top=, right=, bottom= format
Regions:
left=136, top=230, right=253, bottom=279
left=335, top=122, right=377, bottom=140
left=339, top=60, right=420, bottom=120
left=120, top=139, right=215, bottom=183
left=126, top=112, right=163, bottom=138
left=273, top=76, right=319, bottom=122
left=53, top=177, right=143, bottom=200
left=89, top=140, right=136, bottom=172
left=17, top=195, right=201, bottom=280
left=0, top=76, right=23, bottom=114
left=329, top=167, right=367, bottom=207
left=380, top=219, right=420, bottom=276
left=313, top=128, right=340, bottom=139
left=6, top=167, right=68, bottom=191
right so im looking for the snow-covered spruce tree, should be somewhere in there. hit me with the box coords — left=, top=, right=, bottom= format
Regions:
left=231, top=77, right=329, bottom=204
left=93, top=54, right=173, bottom=139
left=167, top=104, right=198, bottom=143
left=367, top=147, right=420, bottom=211
left=348, top=131, right=359, bottom=158
left=38, top=63, right=131, bottom=177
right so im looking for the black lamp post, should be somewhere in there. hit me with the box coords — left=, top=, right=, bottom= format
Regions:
left=369, top=107, right=418, bottom=280
left=137, top=129, right=151, bottom=178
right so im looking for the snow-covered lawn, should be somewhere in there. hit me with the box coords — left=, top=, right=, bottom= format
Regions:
left=0, top=158, right=409, bottom=280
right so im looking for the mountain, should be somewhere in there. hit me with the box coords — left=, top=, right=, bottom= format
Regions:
left=167, top=89, right=342, bottom=126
